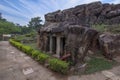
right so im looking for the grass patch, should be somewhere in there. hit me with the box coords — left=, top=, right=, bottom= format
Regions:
left=24, top=43, right=38, bottom=50
left=92, top=24, right=106, bottom=32
left=92, top=24, right=120, bottom=34
left=85, top=57, right=115, bottom=74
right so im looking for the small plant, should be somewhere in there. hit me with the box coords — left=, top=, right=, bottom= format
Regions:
left=37, top=53, right=49, bottom=64
left=48, top=58, right=69, bottom=74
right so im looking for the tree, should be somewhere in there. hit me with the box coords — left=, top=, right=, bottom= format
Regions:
left=28, top=17, right=42, bottom=30
left=20, top=26, right=33, bottom=34
left=0, top=20, right=21, bottom=34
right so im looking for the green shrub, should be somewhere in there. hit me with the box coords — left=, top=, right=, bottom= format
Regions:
left=37, top=54, right=49, bottom=64
left=15, top=42, right=22, bottom=49
left=21, top=45, right=33, bottom=55
left=48, top=58, right=69, bottom=74
left=9, top=39, right=22, bottom=49
left=32, top=50, right=40, bottom=59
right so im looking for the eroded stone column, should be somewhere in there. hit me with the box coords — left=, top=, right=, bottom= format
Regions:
left=37, top=35, right=40, bottom=48
left=56, top=36, right=60, bottom=58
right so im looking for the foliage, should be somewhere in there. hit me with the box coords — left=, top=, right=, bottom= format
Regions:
left=0, top=20, right=21, bottom=34
left=9, top=39, right=23, bottom=49
left=20, top=26, right=34, bottom=34
left=32, top=50, right=40, bottom=59
left=92, top=24, right=106, bottom=32
left=12, top=35, right=25, bottom=42
left=21, top=45, right=33, bottom=55
left=13, top=31, right=36, bottom=43
left=25, top=32, right=36, bottom=37
left=85, top=57, right=115, bottom=74
left=92, top=24, right=120, bottom=34
left=48, top=58, right=69, bottom=74
left=37, top=53, right=49, bottom=64
left=25, top=43, right=38, bottom=50
left=0, top=14, right=38, bottom=34
left=28, top=17, right=43, bottom=30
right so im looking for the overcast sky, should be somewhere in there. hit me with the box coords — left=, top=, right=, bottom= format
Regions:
left=0, top=0, right=120, bottom=26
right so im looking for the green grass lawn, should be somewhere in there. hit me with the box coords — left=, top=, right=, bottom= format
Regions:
left=85, top=57, right=115, bottom=74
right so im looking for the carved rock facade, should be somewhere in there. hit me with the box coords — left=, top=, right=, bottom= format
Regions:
left=38, top=1, right=120, bottom=66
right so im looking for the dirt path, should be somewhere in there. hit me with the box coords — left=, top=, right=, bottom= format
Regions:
left=0, top=41, right=120, bottom=80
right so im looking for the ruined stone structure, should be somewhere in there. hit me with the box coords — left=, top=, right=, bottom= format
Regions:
left=38, top=1, right=120, bottom=66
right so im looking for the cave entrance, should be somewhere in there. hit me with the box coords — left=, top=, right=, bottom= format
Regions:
left=46, top=36, right=50, bottom=52
left=52, top=36, right=56, bottom=54
left=60, top=37, right=66, bottom=56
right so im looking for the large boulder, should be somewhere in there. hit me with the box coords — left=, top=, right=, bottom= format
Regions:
left=64, top=25, right=99, bottom=64
left=99, top=34, right=120, bottom=59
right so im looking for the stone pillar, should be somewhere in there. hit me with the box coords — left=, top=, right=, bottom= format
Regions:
left=56, top=36, right=60, bottom=58
left=37, top=35, right=40, bottom=48
left=49, top=36, right=52, bottom=53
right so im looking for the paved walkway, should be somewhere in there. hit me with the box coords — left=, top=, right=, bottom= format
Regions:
left=0, top=41, right=120, bottom=80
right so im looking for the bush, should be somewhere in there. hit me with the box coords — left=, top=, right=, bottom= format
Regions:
left=37, top=53, right=49, bottom=64
left=10, top=39, right=33, bottom=55
left=9, top=39, right=23, bottom=49
left=32, top=50, right=40, bottom=59
left=21, top=45, right=33, bottom=55
left=48, top=58, right=69, bottom=74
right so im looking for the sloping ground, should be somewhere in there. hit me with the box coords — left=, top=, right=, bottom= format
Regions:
left=0, top=41, right=120, bottom=80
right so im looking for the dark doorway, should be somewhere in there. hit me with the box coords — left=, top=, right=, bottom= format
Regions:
left=60, top=37, right=66, bottom=56
left=46, top=36, right=50, bottom=52
left=52, top=37, right=56, bottom=54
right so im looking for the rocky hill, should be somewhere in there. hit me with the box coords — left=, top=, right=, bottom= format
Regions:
left=45, top=1, right=120, bottom=25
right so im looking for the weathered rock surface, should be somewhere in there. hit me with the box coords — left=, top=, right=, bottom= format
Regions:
left=99, top=34, right=120, bottom=59
left=45, top=1, right=120, bottom=25
left=64, top=25, right=99, bottom=64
